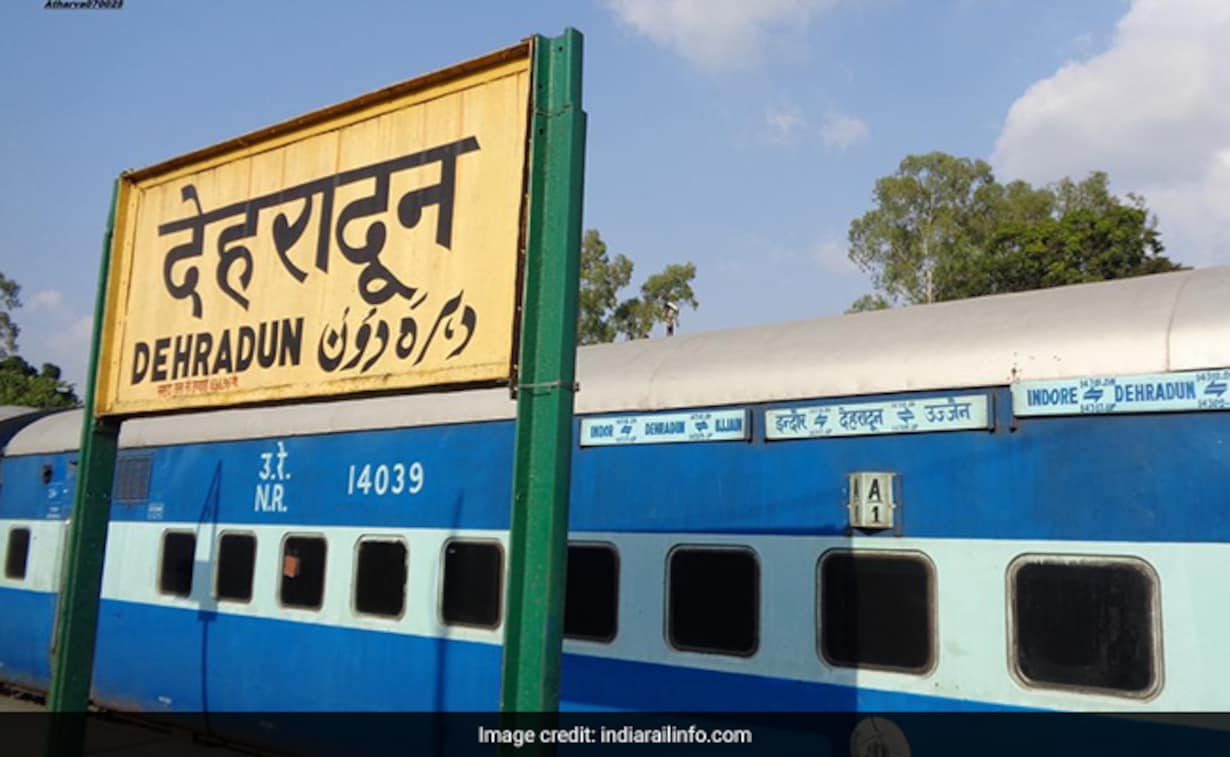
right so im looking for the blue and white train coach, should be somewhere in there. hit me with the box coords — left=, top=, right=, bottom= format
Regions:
left=0, top=268, right=1228, bottom=733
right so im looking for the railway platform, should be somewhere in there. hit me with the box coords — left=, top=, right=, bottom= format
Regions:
left=0, top=689, right=264, bottom=756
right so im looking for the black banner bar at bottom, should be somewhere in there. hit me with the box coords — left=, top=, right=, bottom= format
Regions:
left=2, top=712, right=1228, bottom=757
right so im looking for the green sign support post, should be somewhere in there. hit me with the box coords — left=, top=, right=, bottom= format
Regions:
left=41, top=30, right=581, bottom=756
left=46, top=181, right=122, bottom=755
left=500, top=29, right=586, bottom=714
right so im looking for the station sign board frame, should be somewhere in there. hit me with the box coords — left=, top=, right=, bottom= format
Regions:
left=94, top=41, right=534, bottom=418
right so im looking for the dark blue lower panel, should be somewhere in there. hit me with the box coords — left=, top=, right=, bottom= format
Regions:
left=89, top=599, right=997, bottom=718
left=560, top=654, right=1004, bottom=712
left=0, top=587, right=56, bottom=692
left=93, top=599, right=503, bottom=713
left=2, top=590, right=976, bottom=714
left=15, top=596, right=1227, bottom=757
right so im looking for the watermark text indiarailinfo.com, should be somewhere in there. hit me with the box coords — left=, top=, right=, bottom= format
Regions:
left=478, top=724, right=754, bottom=748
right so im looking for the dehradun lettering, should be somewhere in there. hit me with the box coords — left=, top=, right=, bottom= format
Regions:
left=131, top=318, right=303, bottom=384
left=645, top=421, right=685, bottom=435
left=159, top=137, right=481, bottom=319
left=1115, top=381, right=1196, bottom=403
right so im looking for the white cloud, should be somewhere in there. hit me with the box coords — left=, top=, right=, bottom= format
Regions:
left=718, top=233, right=860, bottom=277
left=813, top=239, right=858, bottom=275
left=820, top=109, right=869, bottom=151
left=43, top=315, right=92, bottom=388
left=992, top=0, right=1230, bottom=266
left=765, top=102, right=806, bottom=143
left=1069, top=31, right=1096, bottom=58
left=14, top=289, right=92, bottom=388
left=48, top=314, right=91, bottom=351
left=28, top=288, right=64, bottom=310
left=605, top=0, right=845, bottom=70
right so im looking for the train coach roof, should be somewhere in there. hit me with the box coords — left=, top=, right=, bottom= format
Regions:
left=6, top=266, right=1229, bottom=455
left=0, top=406, right=46, bottom=451
left=0, top=406, right=38, bottom=422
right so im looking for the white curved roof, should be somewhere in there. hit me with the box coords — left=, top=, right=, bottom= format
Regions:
left=0, top=406, right=39, bottom=422
left=6, top=408, right=82, bottom=455
left=7, top=267, right=1229, bottom=456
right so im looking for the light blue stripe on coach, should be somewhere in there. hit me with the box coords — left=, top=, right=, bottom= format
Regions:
left=765, top=394, right=990, bottom=440
left=1013, top=368, right=1230, bottom=417
left=579, top=409, right=750, bottom=447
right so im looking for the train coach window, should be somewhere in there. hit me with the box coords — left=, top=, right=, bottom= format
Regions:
left=158, top=531, right=196, bottom=597
left=1010, top=557, right=1159, bottom=696
left=280, top=535, right=327, bottom=610
left=564, top=543, right=619, bottom=642
left=667, top=546, right=759, bottom=657
left=354, top=539, right=408, bottom=618
left=441, top=540, right=502, bottom=628
left=5, top=527, right=31, bottom=580
left=214, top=533, right=257, bottom=603
left=819, top=551, right=934, bottom=673
left=114, top=456, right=153, bottom=503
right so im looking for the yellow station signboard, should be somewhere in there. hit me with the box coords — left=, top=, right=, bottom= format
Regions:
left=95, top=43, right=531, bottom=416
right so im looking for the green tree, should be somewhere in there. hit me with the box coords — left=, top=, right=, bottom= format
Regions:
left=847, top=152, right=998, bottom=307
left=0, top=272, right=20, bottom=357
left=577, top=230, right=698, bottom=344
left=845, top=293, right=890, bottom=314
left=0, top=356, right=79, bottom=409
left=612, top=263, right=699, bottom=340
left=0, top=272, right=79, bottom=408
left=578, top=229, right=634, bottom=345
left=846, top=155, right=1181, bottom=309
left=947, top=202, right=1173, bottom=299
left=1054, top=171, right=1118, bottom=215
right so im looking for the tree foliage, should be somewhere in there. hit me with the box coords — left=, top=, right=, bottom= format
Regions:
left=577, top=229, right=698, bottom=344
left=845, top=293, right=890, bottom=314
left=0, top=355, right=79, bottom=409
left=0, top=272, right=20, bottom=358
left=845, top=154, right=1181, bottom=310
left=943, top=203, right=1171, bottom=299
left=848, top=153, right=998, bottom=306
left=0, top=272, right=79, bottom=408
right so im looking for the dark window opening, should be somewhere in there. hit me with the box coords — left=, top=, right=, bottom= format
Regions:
left=355, top=540, right=408, bottom=618
left=668, top=547, right=759, bottom=656
left=215, top=533, right=256, bottom=602
left=820, top=551, right=933, bottom=672
left=40, top=463, right=53, bottom=486
left=280, top=536, right=326, bottom=609
left=441, top=541, right=502, bottom=628
left=1013, top=560, right=1156, bottom=694
left=5, top=528, right=31, bottom=580
left=114, top=456, right=153, bottom=503
left=564, top=543, right=619, bottom=642
left=159, top=532, right=196, bottom=597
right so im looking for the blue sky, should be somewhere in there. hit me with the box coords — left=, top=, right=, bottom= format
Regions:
left=3, top=0, right=1227, bottom=390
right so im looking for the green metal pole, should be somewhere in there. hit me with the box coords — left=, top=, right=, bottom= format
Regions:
left=500, top=28, right=586, bottom=715
left=46, top=180, right=122, bottom=754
